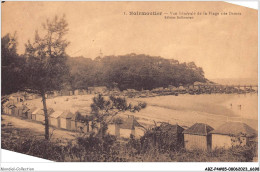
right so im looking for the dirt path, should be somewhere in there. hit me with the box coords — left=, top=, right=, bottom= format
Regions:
left=1, top=114, right=79, bottom=142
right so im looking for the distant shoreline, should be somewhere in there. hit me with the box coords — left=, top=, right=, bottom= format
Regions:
left=209, top=78, right=258, bottom=86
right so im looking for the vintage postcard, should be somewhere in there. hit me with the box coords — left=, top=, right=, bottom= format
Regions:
left=1, top=1, right=258, bottom=171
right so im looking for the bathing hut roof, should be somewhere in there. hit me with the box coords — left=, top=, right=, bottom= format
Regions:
left=160, top=123, right=184, bottom=134
left=22, top=105, right=30, bottom=113
left=4, top=102, right=12, bottom=108
left=16, top=104, right=24, bottom=109
left=183, top=123, right=214, bottom=136
left=120, top=116, right=143, bottom=130
left=112, top=115, right=143, bottom=130
left=50, top=111, right=63, bottom=119
left=32, top=108, right=41, bottom=114
left=60, top=111, right=73, bottom=119
left=210, top=122, right=257, bottom=137
left=28, top=107, right=37, bottom=113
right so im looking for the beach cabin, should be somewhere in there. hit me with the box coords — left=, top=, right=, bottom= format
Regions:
left=210, top=122, right=257, bottom=149
left=6, top=104, right=12, bottom=115
left=183, top=123, right=214, bottom=151
left=88, top=86, right=107, bottom=94
left=6, top=104, right=14, bottom=115
left=3, top=102, right=11, bottom=114
left=87, top=87, right=94, bottom=94
left=61, top=90, right=70, bottom=96
left=9, top=105, right=17, bottom=116
left=2, top=101, right=7, bottom=114
left=74, top=90, right=78, bottom=95
left=7, top=104, right=13, bottom=115
left=35, top=108, right=54, bottom=123
left=31, top=108, right=41, bottom=121
left=27, top=107, right=37, bottom=120
left=76, top=90, right=83, bottom=95
left=70, top=113, right=79, bottom=131
left=16, top=105, right=24, bottom=117
left=159, top=123, right=185, bottom=148
left=15, top=106, right=23, bottom=116
left=36, top=109, right=45, bottom=122
left=12, top=106, right=19, bottom=116
left=108, top=115, right=145, bottom=138
left=22, top=106, right=30, bottom=118
left=140, top=123, right=185, bottom=150
left=82, top=89, right=87, bottom=95
left=7, top=103, right=14, bottom=115
left=60, top=111, right=73, bottom=130
left=53, top=91, right=60, bottom=97
left=69, top=91, right=74, bottom=96
left=49, top=111, right=63, bottom=128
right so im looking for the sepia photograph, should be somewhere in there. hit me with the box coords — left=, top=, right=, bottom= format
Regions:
left=0, top=0, right=258, bottom=167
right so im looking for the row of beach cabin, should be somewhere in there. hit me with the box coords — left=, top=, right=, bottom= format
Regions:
left=6, top=83, right=257, bottom=106
left=2, top=100, right=257, bottom=150
left=174, top=122, right=257, bottom=150
left=5, top=87, right=108, bottom=103
left=140, top=122, right=257, bottom=151
left=2, top=102, right=144, bottom=138
left=139, top=122, right=257, bottom=151
left=46, top=87, right=108, bottom=98
left=2, top=103, right=81, bottom=131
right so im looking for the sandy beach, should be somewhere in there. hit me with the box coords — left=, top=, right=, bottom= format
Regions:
left=20, top=93, right=258, bottom=130
left=133, top=94, right=258, bottom=130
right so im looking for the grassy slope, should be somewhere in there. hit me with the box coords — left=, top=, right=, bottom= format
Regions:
left=1, top=117, right=257, bottom=162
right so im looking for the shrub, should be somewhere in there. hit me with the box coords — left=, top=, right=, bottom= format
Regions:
left=73, top=133, right=123, bottom=162
left=139, top=125, right=183, bottom=153
left=2, top=125, right=257, bottom=162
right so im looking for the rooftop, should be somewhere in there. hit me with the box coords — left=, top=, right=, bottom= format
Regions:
left=50, top=111, right=64, bottom=118
left=183, top=123, right=214, bottom=136
left=60, top=111, right=73, bottom=119
left=210, top=122, right=257, bottom=137
left=159, top=123, right=185, bottom=134
left=117, top=116, right=143, bottom=130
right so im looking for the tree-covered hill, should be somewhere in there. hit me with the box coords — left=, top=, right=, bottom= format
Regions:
left=67, top=53, right=206, bottom=91
left=2, top=33, right=207, bottom=95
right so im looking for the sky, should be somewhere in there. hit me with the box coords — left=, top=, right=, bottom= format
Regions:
left=1, top=1, right=258, bottom=80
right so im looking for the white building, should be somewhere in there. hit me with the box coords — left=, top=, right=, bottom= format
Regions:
left=183, top=123, right=214, bottom=151
left=210, top=122, right=257, bottom=149
left=49, top=111, right=63, bottom=128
